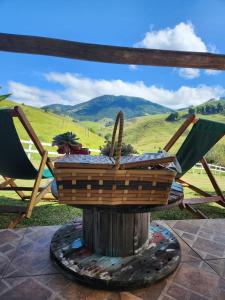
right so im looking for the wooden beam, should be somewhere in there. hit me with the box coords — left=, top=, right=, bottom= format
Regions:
left=35, top=181, right=52, bottom=204
left=8, top=213, right=26, bottom=229
left=1, top=33, right=225, bottom=70
left=164, top=114, right=196, bottom=152
left=0, top=178, right=15, bottom=188
left=2, top=176, right=25, bottom=199
left=184, top=204, right=208, bottom=219
left=177, top=178, right=211, bottom=197
left=26, top=150, right=48, bottom=218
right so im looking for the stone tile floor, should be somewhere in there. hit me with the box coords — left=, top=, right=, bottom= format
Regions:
left=1, top=219, right=225, bottom=300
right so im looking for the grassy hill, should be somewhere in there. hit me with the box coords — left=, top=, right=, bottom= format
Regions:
left=1, top=98, right=224, bottom=164
left=195, top=98, right=225, bottom=115
left=124, top=113, right=225, bottom=165
left=0, top=100, right=104, bottom=149
left=43, top=95, right=173, bottom=121
left=80, top=112, right=225, bottom=165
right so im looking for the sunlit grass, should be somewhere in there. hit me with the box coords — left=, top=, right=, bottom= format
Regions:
left=0, top=171, right=224, bottom=229
left=0, top=99, right=104, bottom=149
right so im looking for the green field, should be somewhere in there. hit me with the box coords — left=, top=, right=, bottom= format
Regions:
left=0, top=100, right=104, bottom=150
left=0, top=171, right=224, bottom=229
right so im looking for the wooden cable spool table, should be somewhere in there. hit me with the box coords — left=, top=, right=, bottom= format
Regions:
left=50, top=112, right=183, bottom=290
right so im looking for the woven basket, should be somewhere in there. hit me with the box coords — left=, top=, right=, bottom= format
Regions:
left=55, top=111, right=176, bottom=206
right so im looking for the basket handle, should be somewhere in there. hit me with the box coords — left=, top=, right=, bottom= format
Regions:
left=109, top=111, right=124, bottom=169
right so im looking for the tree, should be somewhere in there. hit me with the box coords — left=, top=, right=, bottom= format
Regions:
left=188, top=107, right=195, bottom=115
left=217, top=103, right=224, bottom=113
left=166, top=112, right=179, bottom=122
left=0, top=86, right=11, bottom=101
left=104, top=133, right=112, bottom=141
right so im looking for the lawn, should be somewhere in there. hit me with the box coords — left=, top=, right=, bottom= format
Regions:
left=0, top=170, right=224, bottom=229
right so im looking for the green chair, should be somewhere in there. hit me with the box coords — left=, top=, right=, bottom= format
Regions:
left=164, top=114, right=225, bottom=218
left=0, top=106, right=54, bottom=228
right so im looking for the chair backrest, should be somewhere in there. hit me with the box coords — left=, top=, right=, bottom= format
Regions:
left=176, top=118, right=225, bottom=177
left=0, top=108, right=38, bottom=179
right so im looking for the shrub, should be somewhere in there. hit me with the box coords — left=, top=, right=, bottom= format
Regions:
left=100, top=141, right=138, bottom=156
left=166, top=112, right=179, bottom=122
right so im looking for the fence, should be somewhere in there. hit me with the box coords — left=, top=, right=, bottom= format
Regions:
left=191, top=162, right=225, bottom=175
left=21, top=139, right=225, bottom=175
left=21, top=139, right=100, bottom=159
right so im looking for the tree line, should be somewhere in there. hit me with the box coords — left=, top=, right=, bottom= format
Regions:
left=166, top=101, right=225, bottom=122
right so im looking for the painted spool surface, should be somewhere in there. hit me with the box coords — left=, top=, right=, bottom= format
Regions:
left=50, top=217, right=181, bottom=290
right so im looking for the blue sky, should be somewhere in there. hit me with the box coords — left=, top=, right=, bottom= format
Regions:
left=1, top=0, right=225, bottom=109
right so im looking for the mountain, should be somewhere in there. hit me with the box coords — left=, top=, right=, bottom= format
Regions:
left=42, top=95, right=173, bottom=121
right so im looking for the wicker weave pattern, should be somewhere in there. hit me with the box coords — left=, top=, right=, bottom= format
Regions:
left=55, top=111, right=177, bottom=206
left=55, top=168, right=176, bottom=205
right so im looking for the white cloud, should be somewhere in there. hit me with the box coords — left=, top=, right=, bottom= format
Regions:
left=135, top=22, right=207, bottom=52
left=8, top=73, right=225, bottom=109
left=178, top=68, right=200, bottom=79
left=129, top=64, right=138, bottom=70
left=205, top=69, right=221, bottom=75
left=135, top=22, right=219, bottom=79
left=8, top=81, right=65, bottom=107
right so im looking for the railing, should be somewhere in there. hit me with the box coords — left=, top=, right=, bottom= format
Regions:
left=21, top=139, right=225, bottom=175
left=191, top=162, right=225, bottom=175
left=20, top=139, right=100, bottom=159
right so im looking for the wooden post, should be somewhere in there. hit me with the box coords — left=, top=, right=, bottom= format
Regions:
left=201, top=157, right=225, bottom=203
left=83, top=208, right=150, bottom=257
left=28, top=139, right=32, bottom=159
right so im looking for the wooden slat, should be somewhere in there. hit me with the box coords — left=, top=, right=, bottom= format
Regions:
left=183, top=196, right=221, bottom=205
left=58, top=197, right=169, bottom=206
left=184, top=204, right=208, bottom=219
left=35, top=181, right=52, bottom=204
left=55, top=175, right=174, bottom=182
left=2, top=176, right=25, bottom=199
left=60, top=189, right=169, bottom=195
left=55, top=172, right=175, bottom=178
left=0, top=178, right=15, bottom=188
left=26, top=150, right=48, bottom=218
left=8, top=213, right=26, bottom=229
left=59, top=200, right=167, bottom=205
left=59, top=196, right=168, bottom=203
left=119, top=156, right=176, bottom=169
left=58, top=196, right=169, bottom=203
left=178, top=178, right=211, bottom=197
left=54, top=168, right=175, bottom=175
left=1, top=33, right=225, bottom=70
left=59, top=196, right=169, bottom=201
